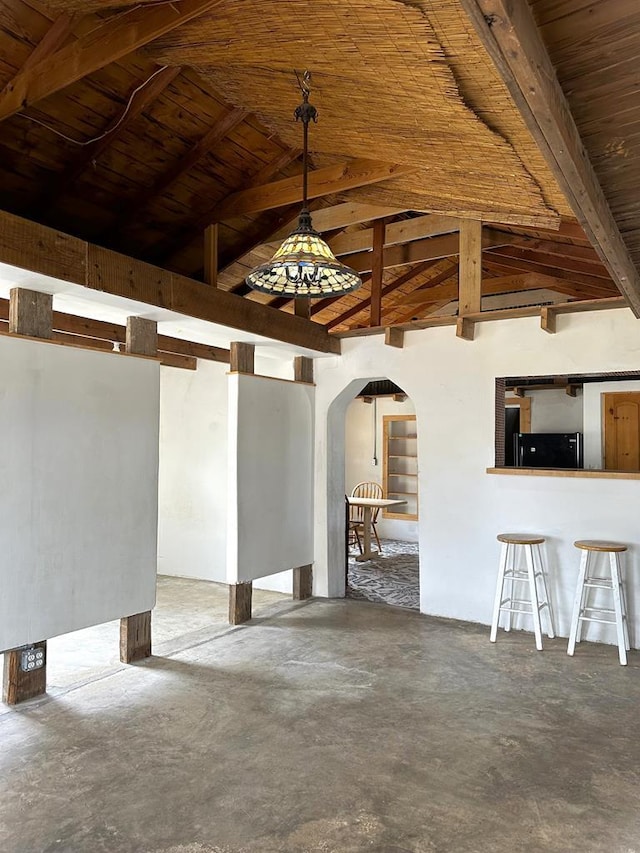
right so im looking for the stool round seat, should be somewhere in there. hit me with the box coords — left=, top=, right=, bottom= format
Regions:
left=497, top=533, right=546, bottom=546
left=574, top=540, right=627, bottom=553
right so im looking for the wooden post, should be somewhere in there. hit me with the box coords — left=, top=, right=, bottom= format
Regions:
left=384, top=326, right=404, bottom=348
left=294, top=297, right=311, bottom=320
left=458, top=220, right=482, bottom=315
left=3, top=287, right=53, bottom=704
left=126, top=316, right=157, bottom=357
left=293, top=565, right=313, bottom=600
left=370, top=219, right=385, bottom=327
left=230, top=341, right=255, bottom=374
left=294, top=356, right=314, bottom=384
left=203, top=224, right=218, bottom=287
left=120, top=315, right=157, bottom=664
left=9, top=287, right=52, bottom=338
left=119, top=612, right=151, bottom=663
left=3, top=642, right=47, bottom=706
left=229, top=582, right=253, bottom=625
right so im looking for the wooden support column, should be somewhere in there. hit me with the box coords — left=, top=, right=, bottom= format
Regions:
left=229, top=342, right=255, bottom=624
left=457, top=220, right=482, bottom=341
left=293, top=565, right=313, bottom=600
left=370, top=219, right=385, bottom=327
left=230, top=341, right=255, bottom=373
left=3, top=287, right=52, bottom=704
left=203, top=224, right=218, bottom=287
left=120, top=315, right=157, bottom=664
left=295, top=298, right=311, bottom=320
left=294, top=355, right=314, bottom=384
left=229, top=581, right=253, bottom=625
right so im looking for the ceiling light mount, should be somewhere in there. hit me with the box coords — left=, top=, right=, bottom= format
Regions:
left=245, top=71, right=362, bottom=299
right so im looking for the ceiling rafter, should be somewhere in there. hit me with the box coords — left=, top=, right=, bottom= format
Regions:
left=325, top=261, right=441, bottom=331
left=107, top=105, right=249, bottom=245
left=389, top=264, right=460, bottom=325
left=482, top=252, right=618, bottom=297
left=460, top=0, right=640, bottom=314
left=19, top=12, right=79, bottom=74
left=36, top=65, right=182, bottom=214
left=208, top=159, right=415, bottom=221
left=156, top=147, right=304, bottom=272
left=0, top=0, right=225, bottom=122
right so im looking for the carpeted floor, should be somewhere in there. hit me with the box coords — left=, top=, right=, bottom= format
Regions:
left=347, top=538, right=419, bottom=610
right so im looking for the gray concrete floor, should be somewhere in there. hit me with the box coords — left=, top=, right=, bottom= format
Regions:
left=2, top=577, right=640, bottom=853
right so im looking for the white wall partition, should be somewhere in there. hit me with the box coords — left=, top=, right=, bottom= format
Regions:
left=314, top=308, right=640, bottom=647
left=227, top=373, right=314, bottom=585
left=157, top=359, right=228, bottom=582
left=0, top=336, right=159, bottom=651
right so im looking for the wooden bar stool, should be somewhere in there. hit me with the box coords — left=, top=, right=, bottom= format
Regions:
left=568, top=540, right=630, bottom=666
left=490, top=534, right=556, bottom=651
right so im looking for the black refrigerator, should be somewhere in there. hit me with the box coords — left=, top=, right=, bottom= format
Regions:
left=514, top=432, right=583, bottom=469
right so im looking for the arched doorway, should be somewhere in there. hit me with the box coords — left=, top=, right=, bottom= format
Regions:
left=322, top=376, right=421, bottom=608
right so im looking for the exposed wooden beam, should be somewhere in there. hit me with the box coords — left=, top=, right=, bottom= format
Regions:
left=458, top=220, right=482, bottom=315
left=387, top=265, right=460, bottom=325
left=370, top=219, right=385, bottom=327
left=0, top=210, right=340, bottom=354
left=346, top=228, right=517, bottom=274
left=39, top=66, right=181, bottom=211
left=203, top=224, right=218, bottom=287
left=325, top=261, right=439, bottom=330
left=460, top=0, right=640, bottom=314
left=483, top=252, right=617, bottom=297
left=112, top=106, right=248, bottom=241
left=385, top=327, right=404, bottom=349
left=159, top=148, right=302, bottom=272
left=230, top=341, right=255, bottom=374
left=403, top=272, right=574, bottom=306
left=328, top=214, right=459, bottom=257
left=541, top=297, right=626, bottom=334
left=265, top=203, right=411, bottom=246
left=21, top=13, right=78, bottom=73
left=209, top=160, right=414, bottom=221
left=0, top=0, right=224, bottom=122
left=333, top=297, right=629, bottom=340
left=487, top=245, right=612, bottom=280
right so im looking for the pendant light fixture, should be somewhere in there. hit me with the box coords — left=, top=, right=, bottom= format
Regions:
left=245, top=72, right=362, bottom=299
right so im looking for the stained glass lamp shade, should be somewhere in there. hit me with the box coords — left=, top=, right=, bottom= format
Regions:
left=245, top=210, right=362, bottom=297
left=245, top=73, right=362, bottom=299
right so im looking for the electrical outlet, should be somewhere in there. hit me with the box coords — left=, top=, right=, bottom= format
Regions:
left=20, top=646, right=45, bottom=672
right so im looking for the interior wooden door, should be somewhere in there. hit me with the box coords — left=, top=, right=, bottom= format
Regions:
left=603, top=392, right=640, bottom=470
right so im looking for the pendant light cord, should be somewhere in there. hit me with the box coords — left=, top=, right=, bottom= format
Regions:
left=294, top=70, right=317, bottom=217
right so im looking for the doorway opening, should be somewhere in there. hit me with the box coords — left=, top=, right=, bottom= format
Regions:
left=344, top=380, right=419, bottom=610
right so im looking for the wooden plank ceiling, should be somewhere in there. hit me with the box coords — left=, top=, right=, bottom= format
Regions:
left=0, top=0, right=632, bottom=335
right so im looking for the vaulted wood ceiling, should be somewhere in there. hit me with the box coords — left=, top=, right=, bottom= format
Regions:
left=0, top=0, right=635, bottom=336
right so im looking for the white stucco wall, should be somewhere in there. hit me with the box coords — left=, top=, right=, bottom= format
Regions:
left=528, top=387, right=584, bottom=433
left=345, top=395, right=419, bottom=541
left=314, top=308, right=640, bottom=648
left=157, top=359, right=228, bottom=583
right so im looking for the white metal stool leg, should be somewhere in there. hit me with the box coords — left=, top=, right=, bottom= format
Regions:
left=525, top=544, right=543, bottom=651
left=534, top=543, right=555, bottom=639
left=609, top=552, right=628, bottom=666
left=567, top=550, right=589, bottom=656
left=490, top=543, right=508, bottom=643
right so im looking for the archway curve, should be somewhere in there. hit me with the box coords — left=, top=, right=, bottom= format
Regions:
left=323, top=373, right=421, bottom=599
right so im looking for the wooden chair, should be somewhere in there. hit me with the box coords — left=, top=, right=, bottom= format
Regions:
left=348, top=482, right=383, bottom=554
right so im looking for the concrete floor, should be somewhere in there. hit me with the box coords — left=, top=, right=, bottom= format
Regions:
left=2, top=578, right=640, bottom=852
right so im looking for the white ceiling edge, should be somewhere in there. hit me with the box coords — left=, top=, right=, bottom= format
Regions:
left=0, top=262, right=337, bottom=360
